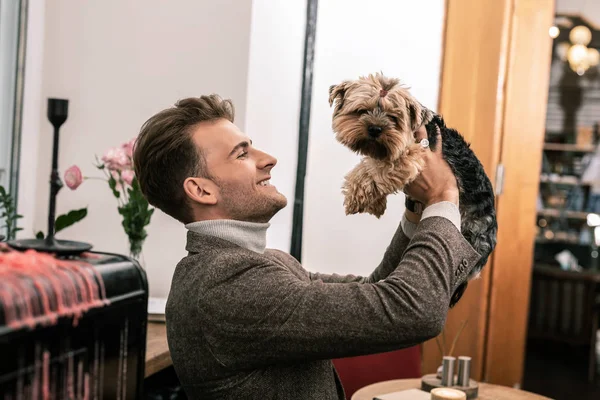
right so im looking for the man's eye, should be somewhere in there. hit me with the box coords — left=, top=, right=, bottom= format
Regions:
left=237, top=151, right=248, bottom=159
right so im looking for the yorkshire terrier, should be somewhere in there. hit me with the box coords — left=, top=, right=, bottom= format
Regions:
left=329, top=73, right=497, bottom=307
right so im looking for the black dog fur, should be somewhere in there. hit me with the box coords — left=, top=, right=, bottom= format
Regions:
left=425, top=114, right=498, bottom=307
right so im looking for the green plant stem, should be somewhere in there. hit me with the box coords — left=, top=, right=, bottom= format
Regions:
left=0, top=185, right=23, bottom=240
left=119, top=176, right=129, bottom=204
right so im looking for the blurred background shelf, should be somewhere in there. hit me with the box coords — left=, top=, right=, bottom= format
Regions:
left=539, top=174, right=600, bottom=186
left=536, top=236, right=583, bottom=245
left=544, top=143, right=597, bottom=152
left=538, top=208, right=591, bottom=220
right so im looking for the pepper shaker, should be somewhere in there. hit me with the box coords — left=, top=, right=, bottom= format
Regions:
left=441, top=356, right=456, bottom=386
left=456, top=356, right=471, bottom=386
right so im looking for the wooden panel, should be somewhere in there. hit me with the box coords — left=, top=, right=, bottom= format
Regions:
left=421, top=0, right=512, bottom=381
left=145, top=322, right=172, bottom=378
left=484, top=0, right=554, bottom=386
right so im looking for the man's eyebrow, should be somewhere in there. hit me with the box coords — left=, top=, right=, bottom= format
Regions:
left=228, top=140, right=252, bottom=158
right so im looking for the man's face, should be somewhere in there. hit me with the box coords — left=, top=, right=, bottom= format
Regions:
left=190, top=119, right=288, bottom=223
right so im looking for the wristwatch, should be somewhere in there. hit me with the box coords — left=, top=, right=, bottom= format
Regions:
left=405, top=197, right=424, bottom=215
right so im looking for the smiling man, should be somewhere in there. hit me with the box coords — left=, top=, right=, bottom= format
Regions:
left=133, top=95, right=480, bottom=400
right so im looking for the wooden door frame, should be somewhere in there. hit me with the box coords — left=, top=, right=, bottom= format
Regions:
left=422, top=0, right=554, bottom=387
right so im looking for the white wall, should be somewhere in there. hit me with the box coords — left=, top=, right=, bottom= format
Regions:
left=244, top=0, right=306, bottom=251
left=20, top=0, right=445, bottom=296
left=29, top=0, right=253, bottom=298
left=302, top=0, right=445, bottom=275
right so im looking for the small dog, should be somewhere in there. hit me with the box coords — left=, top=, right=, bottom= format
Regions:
left=329, top=73, right=497, bottom=307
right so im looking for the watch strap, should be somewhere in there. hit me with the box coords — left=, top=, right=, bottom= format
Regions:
left=405, top=197, right=424, bottom=215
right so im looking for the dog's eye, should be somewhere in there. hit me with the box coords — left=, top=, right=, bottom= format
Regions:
left=389, top=115, right=399, bottom=124
left=355, top=109, right=368, bottom=115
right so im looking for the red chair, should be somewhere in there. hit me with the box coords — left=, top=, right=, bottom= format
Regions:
left=332, top=346, right=422, bottom=399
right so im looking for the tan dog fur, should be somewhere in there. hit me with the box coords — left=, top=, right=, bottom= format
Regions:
left=329, top=73, right=434, bottom=217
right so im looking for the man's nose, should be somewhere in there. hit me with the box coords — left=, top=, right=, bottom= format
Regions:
left=256, top=150, right=277, bottom=170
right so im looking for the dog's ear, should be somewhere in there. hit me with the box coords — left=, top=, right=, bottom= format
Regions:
left=408, top=101, right=434, bottom=131
left=407, top=100, right=421, bottom=132
left=329, top=81, right=350, bottom=112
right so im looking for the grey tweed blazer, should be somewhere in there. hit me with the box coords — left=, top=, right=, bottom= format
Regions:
left=165, top=216, right=481, bottom=399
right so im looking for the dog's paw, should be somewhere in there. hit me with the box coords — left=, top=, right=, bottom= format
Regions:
left=343, top=186, right=368, bottom=215
left=342, top=178, right=386, bottom=217
left=342, top=179, right=376, bottom=215
left=364, top=195, right=387, bottom=218
left=344, top=200, right=361, bottom=216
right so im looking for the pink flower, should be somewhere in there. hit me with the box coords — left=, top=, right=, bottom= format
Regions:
left=121, top=170, right=135, bottom=185
left=122, top=137, right=137, bottom=159
left=64, top=165, right=83, bottom=190
left=102, top=146, right=131, bottom=171
left=110, top=170, right=120, bottom=182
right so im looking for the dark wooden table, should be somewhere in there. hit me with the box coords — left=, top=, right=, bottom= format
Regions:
left=145, top=322, right=172, bottom=378
left=351, top=379, right=551, bottom=400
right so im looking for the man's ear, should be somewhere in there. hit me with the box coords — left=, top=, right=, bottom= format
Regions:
left=183, top=177, right=218, bottom=206
left=328, top=80, right=350, bottom=112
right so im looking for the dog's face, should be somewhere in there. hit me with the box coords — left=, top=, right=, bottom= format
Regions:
left=329, top=73, right=432, bottom=160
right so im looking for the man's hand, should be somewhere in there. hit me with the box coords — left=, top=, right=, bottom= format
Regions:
left=403, top=125, right=459, bottom=207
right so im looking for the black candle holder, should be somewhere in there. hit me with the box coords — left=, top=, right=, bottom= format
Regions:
left=8, top=98, right=93, bottom=256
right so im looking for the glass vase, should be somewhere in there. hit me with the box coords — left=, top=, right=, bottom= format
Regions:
left=130, top=249, right=145, bottom=269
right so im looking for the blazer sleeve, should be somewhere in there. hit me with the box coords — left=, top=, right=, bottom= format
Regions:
left=307, top=219, right=411, bottom=284
left=198, top=217, right=481, bottom=371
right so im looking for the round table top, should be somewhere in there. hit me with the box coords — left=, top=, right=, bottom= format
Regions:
left=351, top=379, right=551, bottom=400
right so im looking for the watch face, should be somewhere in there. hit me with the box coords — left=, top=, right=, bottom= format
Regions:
left=414, top=202, right=423, bottom=214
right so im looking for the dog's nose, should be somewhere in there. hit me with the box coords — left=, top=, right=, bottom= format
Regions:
left=368, top=126, right=383, bottom=138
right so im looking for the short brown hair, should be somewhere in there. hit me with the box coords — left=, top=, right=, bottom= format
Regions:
left=133, top=95, right=235, bottom=223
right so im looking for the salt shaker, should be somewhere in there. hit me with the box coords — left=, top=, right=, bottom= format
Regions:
left=441, top=356, right=456, bottom=386
left=456, top=356, right=472, bottom=386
